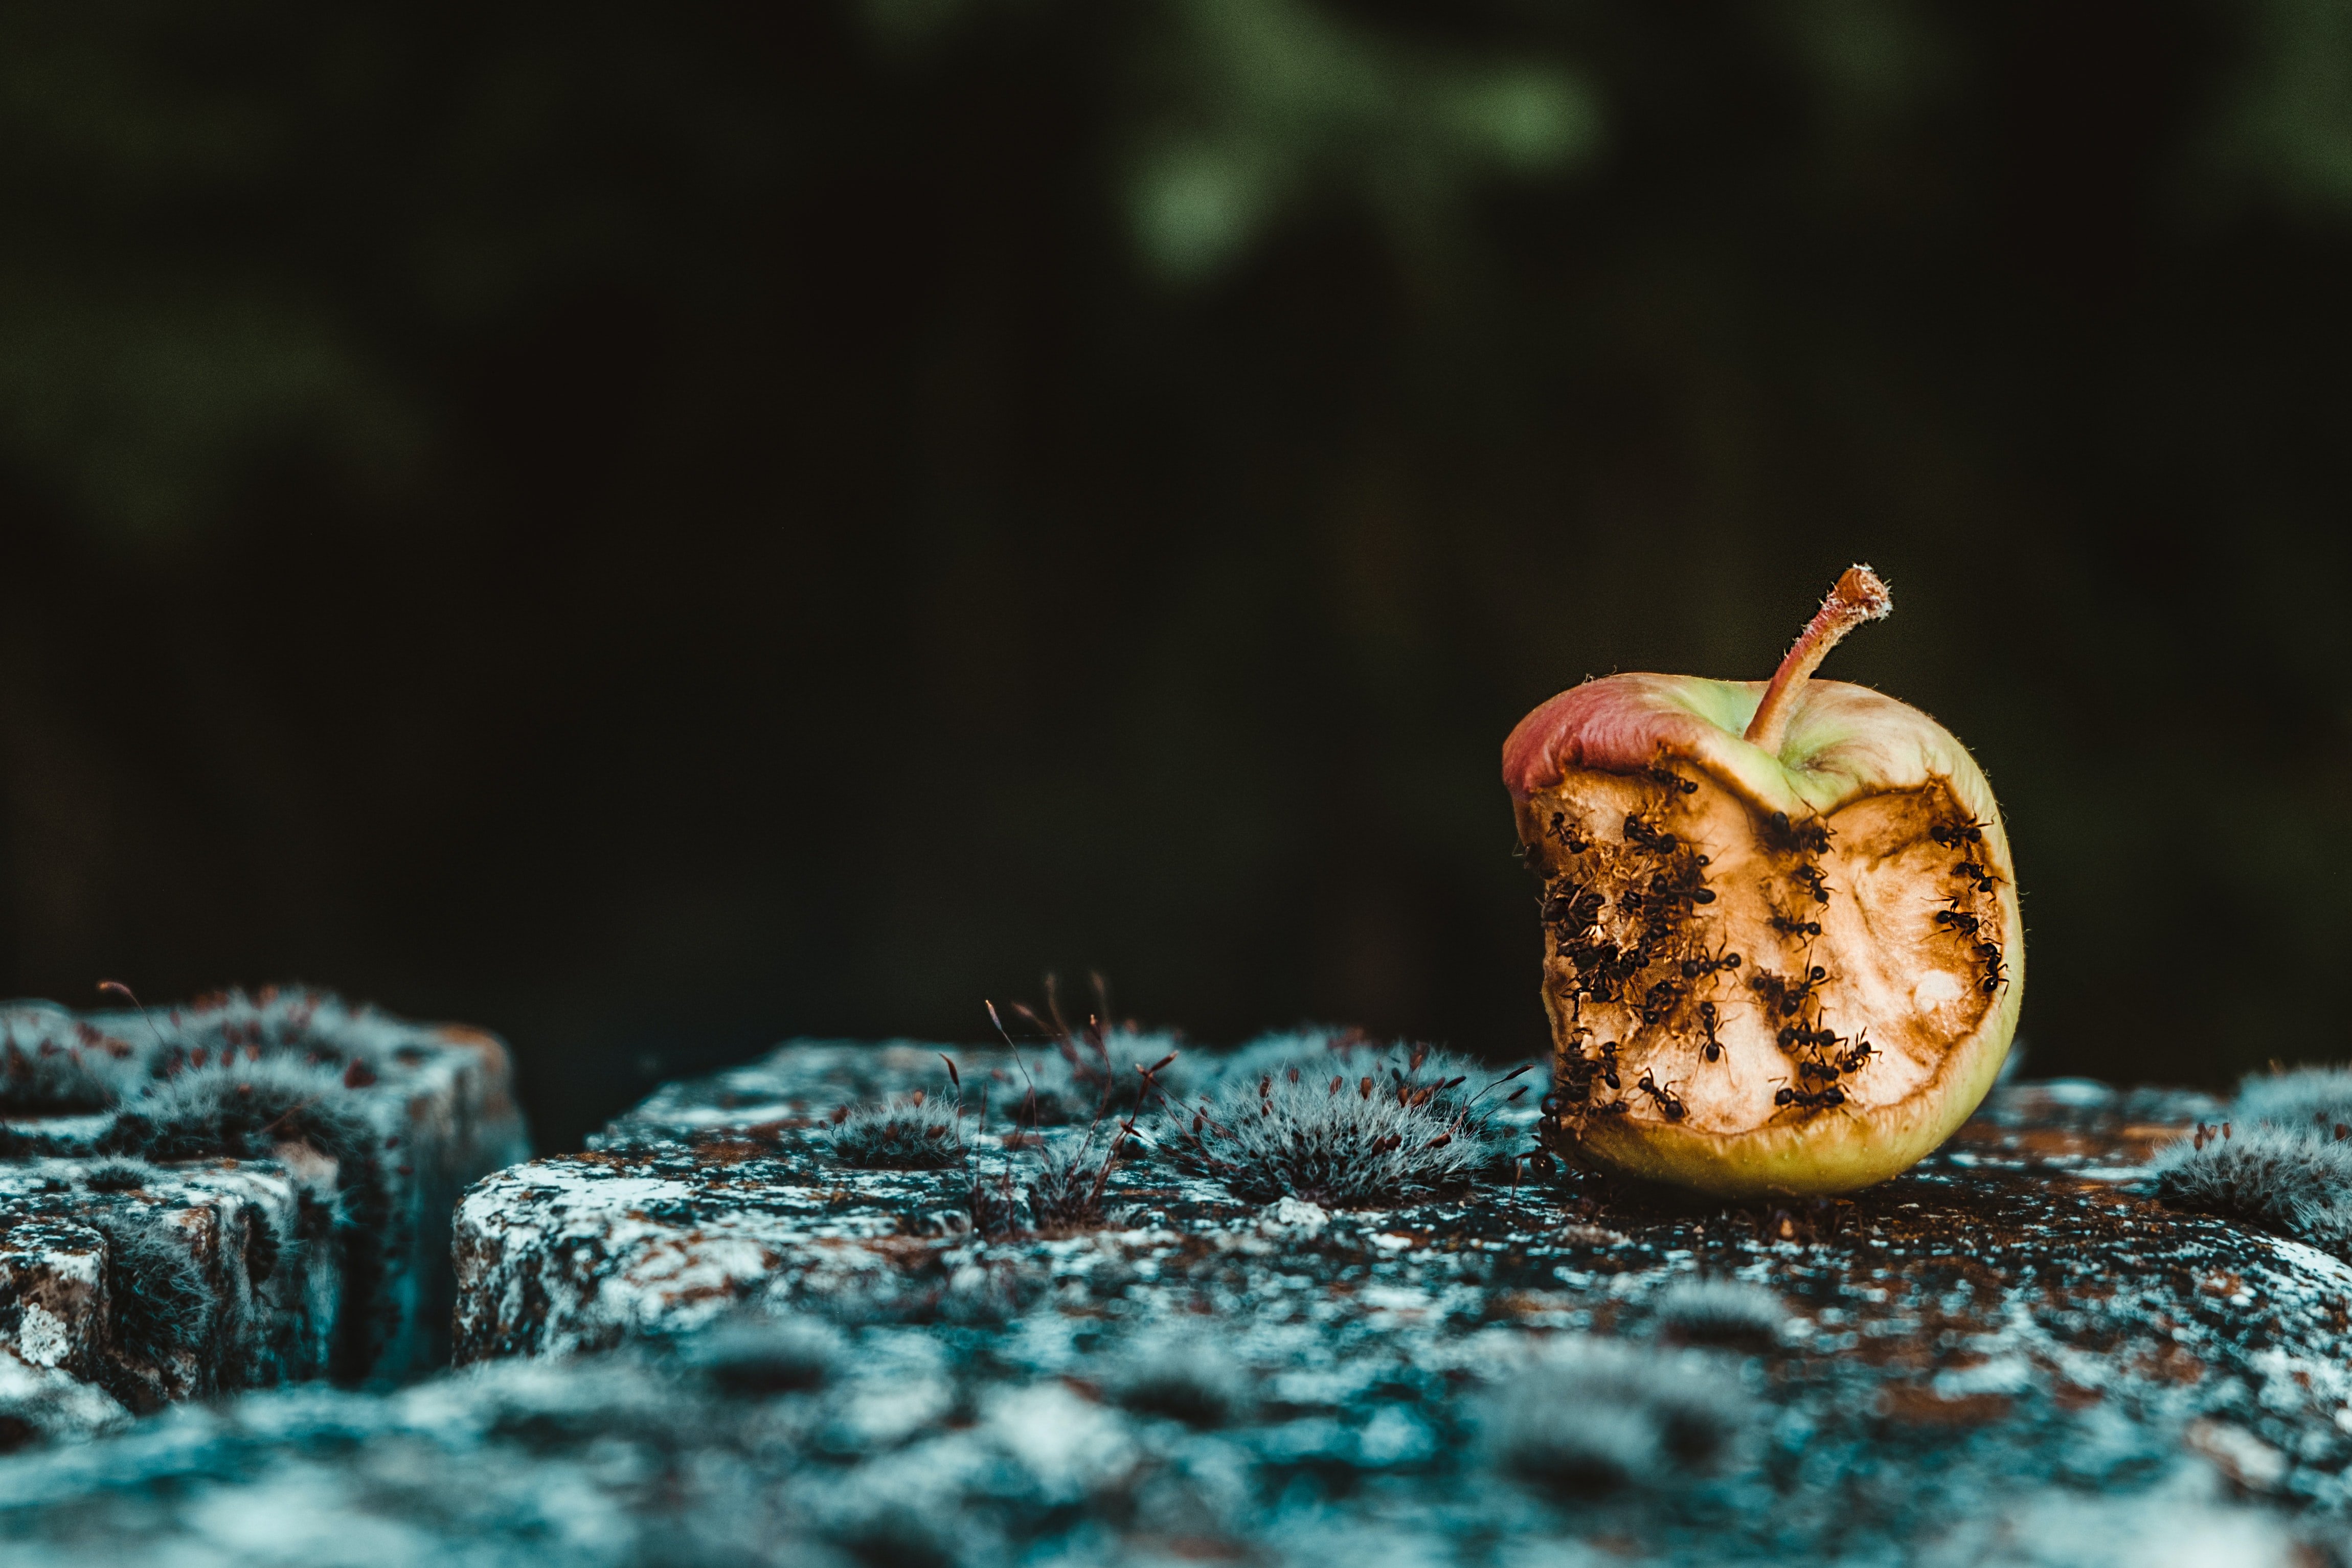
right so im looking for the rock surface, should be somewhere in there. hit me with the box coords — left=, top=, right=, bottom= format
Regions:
left=0, top=989, right=527, bottom=1439
left=420, top=1035, right=2352, bottom=1563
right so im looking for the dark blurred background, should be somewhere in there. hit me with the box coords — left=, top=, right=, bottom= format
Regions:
left=0, top=1, right=2345, bottom=1149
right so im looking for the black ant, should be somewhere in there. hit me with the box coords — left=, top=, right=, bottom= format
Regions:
left=1838, top=1036, right=1877, bottom=1073
left=1635, top=1071, right=1687, bottom=1122
left=1542, top=882, right=1602, bottom=930
left=1979, top=956, right=2009, bottom=993
left=1952, top=861, right=1998, bottom=892
left=1698, top=1002, right=1726, bottom=1063
left=1929, top=820, right=1985, bottom=848
left=1751, top=965, right=1827, bottom=1017
left=1623, top=813, right=1679, bottom=855
left=1795, top=1057, right=1841, bottom=1084
left=1680, top=946, right=1743, bottom=980
left=1547, top=812, right=1591, bottom=854
left=1641, top=979, right=1684, bottom=1025
left=1649, top=763, right=1700, bottom=797
left=1769, top=914, right=1822, bottom=938
left=1765, top=810, right=1833, bottom=855
left=1934, top=909, right=1981, bottom=935
left=1774, top=1084, right=1845, bottom=1111
left=1794, top=864, right=1831, bottom=905
left=1565, top=943, right=1635, bottom=1004
left=1591, top=1099, right=1632, bottom=1117
left=1647, top=860, right=1718, bottom=910
left=1594, top=1039, right=1621, bottom=1091
left=1777, top=1022, right=1840, bottom=1052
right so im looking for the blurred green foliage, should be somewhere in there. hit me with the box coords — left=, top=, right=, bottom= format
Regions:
left=1122, top=0, right=1597, bottom=278
left=0, top=1, right=2346, bottom=1145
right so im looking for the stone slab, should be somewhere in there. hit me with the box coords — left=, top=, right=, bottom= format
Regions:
left=439, top=1036, right=2352, bottom=1561
left=0, top=988, right=527, bottom=1438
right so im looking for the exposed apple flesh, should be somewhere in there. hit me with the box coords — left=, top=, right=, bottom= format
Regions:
left=1503, top=567, right=2022, bottom=1197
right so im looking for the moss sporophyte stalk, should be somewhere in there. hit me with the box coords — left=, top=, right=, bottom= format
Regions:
left=1503, top=566, right=2023, bottom=1197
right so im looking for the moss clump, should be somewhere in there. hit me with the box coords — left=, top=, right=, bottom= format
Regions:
left=826, top=1094, right=965, bottom=1169
left=2154, top=1119, right=2352, bottom=1257
left=88, top=1209, right=215, bottom=1402
left=103, top=1054, right=393, bottom=1381
left=1158, top=1041, right=1525, bottom=1207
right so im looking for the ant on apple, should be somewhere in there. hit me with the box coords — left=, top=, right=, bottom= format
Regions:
left=1752, top=965, right=1828, bottom=1017
left=1777, top=1022, right=1840, bottom=1053
left=1648, top=763, right=1700, bottom=797
left=1951, top=861, right=1999, bottom=893
left=1681, top=945, right=1743, bottom=980
left=1635, top=1071, right=1687, bottom=1121
left=1770, top=913, right=1823, bottom=938
left=1774, top=1084, right=1846, bottom=1111
left=1934, top=908, right=1981, bottom=935
left=1698, top=1002, right=1727, bottom=1063
left=1838, top=1035, right=1877, bottom=1073
left=1929, top=819, right=1985, bottom=849
left=1794, top=864, right=1831, bottom=904
left=1623, top=813, right=1680, bottom=855
left=1593, top=1039, right=1622, bottom=1092
left=1591, top=1099, right=1632, bottom=1118
left=1765, top=810, right=1834, bottom=855
left=1542, top=882, right=1602, bottom=930
left=1547, top=812, right=1591, bottom=854
left=1650, top=861, right=1718, bottom=910
left=1641, top=979, right=1685, bottom=1025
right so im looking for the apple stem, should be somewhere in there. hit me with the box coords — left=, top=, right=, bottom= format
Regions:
left=1743, top=564, right=1894, bottom=756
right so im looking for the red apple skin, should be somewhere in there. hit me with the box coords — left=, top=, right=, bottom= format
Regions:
left=1505, top=673, right=2022, bottom=1198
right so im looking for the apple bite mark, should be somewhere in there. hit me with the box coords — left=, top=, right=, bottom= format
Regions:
left=1506, top=566, right=2022, bottom=1197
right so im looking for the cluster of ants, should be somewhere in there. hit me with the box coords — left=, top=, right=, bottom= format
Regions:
left=1547, top=1036, right=1689, bottom=1123
left=1534, top=798, right=2013, bottom=1138
left=1929, top=817, right=2007, bottom=994
left=1762, top=810, right=1835, bottom=907
left=1729, top=809, right=1865, bottom=1119
left=1531, top=787, right=1720, bottom=1019
left=1744, top=958, right=1876, bottom=1113
left=1531, top=777, right=1883, bottom=1127
left=1750, top=814, right=1847, bottom=1109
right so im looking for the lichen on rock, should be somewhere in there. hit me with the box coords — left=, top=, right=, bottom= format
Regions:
left=0, top=987, right=528, bottom=1438
left=436, top=1039, right=2352, bottom=1562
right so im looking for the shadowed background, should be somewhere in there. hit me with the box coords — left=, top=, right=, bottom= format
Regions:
left=0, top=2, right=2343, bottom=1148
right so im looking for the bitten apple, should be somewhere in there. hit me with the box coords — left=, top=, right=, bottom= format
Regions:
left=1502, top=566, right=2020, bottom=1197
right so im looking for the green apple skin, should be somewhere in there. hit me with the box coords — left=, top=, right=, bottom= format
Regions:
left=1505, top=674, right=2022, bottom=1198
